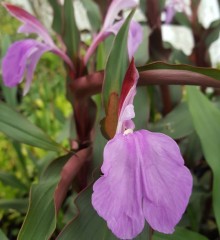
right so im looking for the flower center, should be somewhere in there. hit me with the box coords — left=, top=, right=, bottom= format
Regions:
left=123, top=128, right=133, bottom=135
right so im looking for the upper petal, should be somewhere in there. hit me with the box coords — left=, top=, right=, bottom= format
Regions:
left=127, top=21, right=143, bottom=60
left=136, top=130, right=193, bottom=233
left=2, top=3, right=54, bottom=47
left=92, top=133, right=145, bottom=239
left=2, top=39, right=51, bottom=93
left=84, top=0, right=140, bottom=64
left=103, top=0, right=138, bottom=30
left=83, top=31, right=108, bottom=64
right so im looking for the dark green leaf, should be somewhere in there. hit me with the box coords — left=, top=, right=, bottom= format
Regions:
left=103, top=10, right=135, bottom=109
left=205, top=20, right=220, bottom=48
left=0, top=199, right=28, bottom=213
left=187, top=86, right=220, bottom=232
left=0, top=229, right=8, bottom=240
left=133, top=87, right=150, bottom=130
left=150, top=102, right=194, bottom=139
left=174, top=12, right=191, bottom=27
left=81, top=0, right=101, bottom=32
left=18, top=153, right=74, bottom=240
left=0, top=171, right=27, bottom=191
left=0, top=101, right=62, bottom=151
left=135, top=25, right=150, bottom=66
left=153, top=227, right=208, bottom=240
left=48, top=0, right=63, bottom=34
left=18, top=181, right=57, bottom=240
left=63, top=0, right=80, bottom=60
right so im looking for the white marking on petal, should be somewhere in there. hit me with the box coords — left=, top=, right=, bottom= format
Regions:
left=123, top=128, right=133, bottom=135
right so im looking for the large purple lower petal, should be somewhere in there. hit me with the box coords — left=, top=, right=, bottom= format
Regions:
left=92, top=130, right=192, bottom=239
left=92, top=135, right=145, bottom=239
left=137, top=130, right=192, bottom=233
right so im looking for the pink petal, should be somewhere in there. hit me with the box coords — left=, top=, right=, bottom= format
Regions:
left=84, top=0, right=140, bottom=64
left=2, top=3, right=54, bottom=47
left=83, top=31, right=107, bottom=64
left=84, top=21, right=123, bottom=64
left=23, top=44, right=52, bottom=95
left=139, top=130, right=193, bottom=233
left=2, top=40, right=51, bottom=93
left=92, top=130, right=192, bottom=239
left=103, top=0, right=138, bottom=30
left=92, top=133, right=145, bottom=240
left=165, top=6, right=176, bottom=23
left=127, top=21, right=143, bottom=60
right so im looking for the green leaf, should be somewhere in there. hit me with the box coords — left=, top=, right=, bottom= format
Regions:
left=103, top=10, right=135, bottom=109
left=0, top=101, right=62, bottom=151
left=174, top=12, right=191, bottom=27
left=81, top=0, right=101, bottom=32
left=48, top=0, right=63, bottom=34
left=63, top=0, right=80, bottom=60
left=187, top=86, right=220, bottom=233
left=0, top=171, right=27, bottom=191
left=134, top=25, right=150, bottom=66
left=150, top=102, right=194, bottom=139
left=57, top=186, right=151, bottom=240
left=205, top=20, right=220, bottom=48
left=133, top=87, right=150, bottom=130
left=18, top=153, right=73, bottom=240
left=18, top=181, right=57, bottom=240
left=0, top=199, right=28, bottom=213
left=0, top=229, right=8, bottom=240
left=153, top=227, right=208, bottom=240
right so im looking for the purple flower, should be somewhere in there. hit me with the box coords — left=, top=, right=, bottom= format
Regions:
left=165, top=0, right=192, bottom=23
left=84, top=0, right=143, bottom=63
left=2, top=3, right=73, bottom=95
left=92, top=60, right=193, bottom=239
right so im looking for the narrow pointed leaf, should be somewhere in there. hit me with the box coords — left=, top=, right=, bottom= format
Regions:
left=0, top=171, right=27, bottom=191
left=103, top=10, right=135, bottom=109
left=101, top=11, right=135, bottom=139
left=0, top=199, right=28, bottom=213
left=18, top=153, right=73, bottom=240
left=150, top=102, right=194, bottom=139
left=81, top=0, right=101, bottom=32
left=187, top=86, right=220, bottom=233
left=0, top=101, right=62, bottom=151
left=18, top=181, right=57, bottom=240
left=63, top=0, right=80, bottom=60
left=48, top=0, right=63, bottom=34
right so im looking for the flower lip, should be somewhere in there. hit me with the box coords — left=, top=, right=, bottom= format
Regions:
left=92, top=130, right=193, bottom=239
